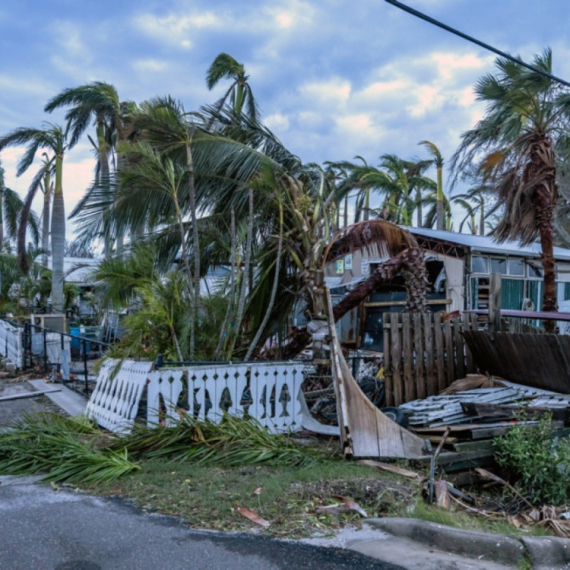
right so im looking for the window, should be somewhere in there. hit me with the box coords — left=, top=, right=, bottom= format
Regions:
left=490, top=258, right=507, bottom=275
left=527, top=263, right=543, bottom=278
left=508, top=258, right=524, bottom=276
left=471, top=256, right=488, bottom=273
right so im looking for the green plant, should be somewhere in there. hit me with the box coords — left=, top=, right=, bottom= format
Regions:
left=113, top=413, right=323, bottom=468
left=494, top=415, right=570, bottom=505
left=0, top=413, right=139, bottom=484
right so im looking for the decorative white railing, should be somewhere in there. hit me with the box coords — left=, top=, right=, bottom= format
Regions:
left=0, top=319, right=24, bottom=369
left=86, top=359, right=305, bottom=434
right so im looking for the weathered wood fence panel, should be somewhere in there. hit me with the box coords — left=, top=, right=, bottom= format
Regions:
left=463, top=331, right=570, bottom=393
left=383, top=312, right=479, bottom=406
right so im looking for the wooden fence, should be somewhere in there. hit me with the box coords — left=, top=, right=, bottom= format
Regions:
left=463, top=330, right=570, bottom=394
left=383, top=312, right=479, bottom=406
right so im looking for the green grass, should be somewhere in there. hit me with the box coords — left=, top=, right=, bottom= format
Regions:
left=405, top=499, right=551, bottom=538
left=85, top=460, right=419, bottom=537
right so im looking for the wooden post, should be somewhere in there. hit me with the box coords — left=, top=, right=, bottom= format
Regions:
left=489, top=273, right=502, bottom=332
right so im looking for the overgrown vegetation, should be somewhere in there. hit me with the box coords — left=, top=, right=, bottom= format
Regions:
left=494, top=415, right=570, bottom=505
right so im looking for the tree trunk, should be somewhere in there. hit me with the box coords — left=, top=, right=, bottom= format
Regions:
left=479, top=202, right=485, bottom=236
left=96, top=122, right=112, bottom=261
left=231, top=187, right=254, bottom=353
left=436, top=164, right=444, bottom=231
left=0, top=185, right=4, bottom=252
left=244, top=204, right=283, bottom=360
left=280, top=247, right=427, bottom=359
left=343, top=194, right=348, bottom=228
left=214, top=207, right=236, bottom=360
left=42, top=177, right=51, bottom=267
left=363, top=188, right=370, bottom=221
left=51, top=153, right=65, bottom=313
left=416, top=188, right=422, bottom=227
left=187, top=140, right=200, bottom=358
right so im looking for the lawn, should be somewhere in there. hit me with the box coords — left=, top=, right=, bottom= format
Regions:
left=85, top=460, right=418, bottom=537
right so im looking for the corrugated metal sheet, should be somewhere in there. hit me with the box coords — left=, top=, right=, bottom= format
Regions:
left=407, top=227, right=570, bottom=261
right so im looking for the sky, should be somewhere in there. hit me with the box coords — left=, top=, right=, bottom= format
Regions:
left=2, top=0, right=570, bottom=236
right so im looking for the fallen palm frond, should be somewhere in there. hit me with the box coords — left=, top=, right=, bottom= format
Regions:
left=112, top=413, right=323, bottom=468
left=0, top=414, right=139, bottom=484
left=439, top=374, right=505, bottom=395
left=0, top=412, right=322, bottom=484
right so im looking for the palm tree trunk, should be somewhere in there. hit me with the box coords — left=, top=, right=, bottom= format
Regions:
left=186, top=140, right=200, bottom=358
left=343, top=194, right=348, bottom=228
left=363, top=188, right=370, bottom=221
left=280, top=247, right=427, bottom=359
left=479, top=202, right=485, bottom=236
left=0, top=185, right=4, bottom=252
left=51, top=152, right=65, bottom=313
left=215, top=207, right=236, bottom=359
left=436, top=164, right=444, bottom=231
left=231, top=187, right=253, bottom=354
left=531, top=136, right=557, bottom=332
left=416, top=188, right=422, bottom=227
left=42, top=177, right=51, bottom=267
left=244, top=204, right=283, bottom=360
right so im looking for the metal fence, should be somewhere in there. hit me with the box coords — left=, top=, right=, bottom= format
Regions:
left=21, top=322, right=110, bottom=394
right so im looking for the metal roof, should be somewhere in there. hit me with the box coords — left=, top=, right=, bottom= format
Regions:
left=407, top=227, right=570, bottom=262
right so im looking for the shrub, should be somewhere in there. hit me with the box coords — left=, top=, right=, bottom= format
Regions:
left=494, top=415, right=570, bottom=505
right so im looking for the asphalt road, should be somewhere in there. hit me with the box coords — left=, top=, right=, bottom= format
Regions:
left=0, top=476, right=402, bottom=570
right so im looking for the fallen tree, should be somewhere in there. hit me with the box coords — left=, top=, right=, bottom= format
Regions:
left=280, top=244, right=428, bottom=359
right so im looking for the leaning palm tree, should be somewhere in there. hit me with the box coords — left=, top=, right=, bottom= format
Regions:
left=452, top=49, right=570, bottom=329
left=419, top=140, right=445, bottom=230
left=0, top=159, right=40, bottom=252
left=45, top=83, right=138, bottom=253
left=0, top=124, right=67, bottom=311
left=206, top=53, right=259, bottom=123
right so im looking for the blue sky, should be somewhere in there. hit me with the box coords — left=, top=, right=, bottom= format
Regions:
left=2, top=0, right=570, bottom=233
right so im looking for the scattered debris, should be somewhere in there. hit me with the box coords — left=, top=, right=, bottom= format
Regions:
left=357, top=459, right=423, bottom=481
left=236, top=506, right=271, bottom=528
left=314, top=496, right=368, bottom=518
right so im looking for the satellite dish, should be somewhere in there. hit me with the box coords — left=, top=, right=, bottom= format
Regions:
left=521, top=298, right=534, bottom=311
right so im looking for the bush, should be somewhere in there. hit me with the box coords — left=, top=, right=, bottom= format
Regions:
left=494, top=415, right=570, bottom=505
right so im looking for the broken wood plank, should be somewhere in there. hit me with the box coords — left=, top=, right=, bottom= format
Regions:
left=383, top=313, right=394, bottom=406
left=443, top=318, right=455, bottom=390
left=0, top=388, right=62, bottom=402
left=434, top=312, right=445, bottom=394
left=357, top=459, right=423, bottom=480
left=327, top=289, right=426, bottom=459
left=402, top=313, right=414, bottom=402
left=461, top=402, right=570, bottom=424
left=413, top=313, right=426, bottom=400
left=424, top=313, right=436, bottom=397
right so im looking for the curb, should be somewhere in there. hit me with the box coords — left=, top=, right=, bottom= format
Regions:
left=521, top=536, right=570, bottom=570
left=366, top=517, right=525, bottom=566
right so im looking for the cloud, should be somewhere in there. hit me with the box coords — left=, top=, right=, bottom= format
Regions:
left=265, top=113, right=290, bottom=132
left=133, top=59, right=172, bottom=73
left=134, top=11, right=224, bottom=49
left=299, top=78, right=352, bottom=108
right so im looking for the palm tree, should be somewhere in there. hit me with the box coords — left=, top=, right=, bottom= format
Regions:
left=452, top=49, right=570, bottom=328
left=419, top=141, right=445, bottom=230
left=0, top=159, right=39, bottom=252
left=0, top=124, right=67, bottom=311
left=45, top=83, right=138, bottom=253
left=206, top=53, right=259, bottom=122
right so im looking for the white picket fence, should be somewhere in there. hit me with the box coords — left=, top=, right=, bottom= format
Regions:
left=86, top=359, right=305, bottom=434
left=0, top=319, right=24, bottom=369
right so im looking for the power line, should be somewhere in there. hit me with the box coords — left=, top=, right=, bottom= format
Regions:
left=384, top=0, right=570, bottom=89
